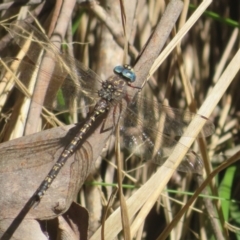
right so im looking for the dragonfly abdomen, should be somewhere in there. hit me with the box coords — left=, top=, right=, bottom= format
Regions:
left=34, top=99, right=110, bottom=202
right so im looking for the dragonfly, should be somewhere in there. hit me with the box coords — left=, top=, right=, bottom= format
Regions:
left=0, top=21, right=215, bottom=207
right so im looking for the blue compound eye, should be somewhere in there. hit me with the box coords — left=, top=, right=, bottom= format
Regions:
left=122, top=69, right=136, bottom=82
left=113, top=65, right=124, bottom=74
left=113, top=65, right=136, bottom=83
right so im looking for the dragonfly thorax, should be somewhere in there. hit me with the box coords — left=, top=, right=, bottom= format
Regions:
left=98, top=77, right=127, bottom=103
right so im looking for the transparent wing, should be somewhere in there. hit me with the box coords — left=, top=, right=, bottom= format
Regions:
left=0, top=21, right=107, bottom=111
left=0, top=57, right=99, bottom=112
left=119, top=93, right=215, bottom=173
left=124, top=93, right=215, bottom=138
left=0, top=127, right=88, bottom=220
left=120, top=124, right=203, bottom=173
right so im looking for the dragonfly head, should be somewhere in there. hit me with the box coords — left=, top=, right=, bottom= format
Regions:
left=114, top=64, right=136, bottom=83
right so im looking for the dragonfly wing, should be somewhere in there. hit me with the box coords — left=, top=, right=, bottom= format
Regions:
left=0, top=125, right=92, bottom=220
left=120, top=123, right=203, bottom=173
left=1, top=21, right=108, bottom=111
left=126, top=93, right=215, bottom=138
left=0, top=57, right=98, bottom=113
left=119, top=97, right=205, bottom=173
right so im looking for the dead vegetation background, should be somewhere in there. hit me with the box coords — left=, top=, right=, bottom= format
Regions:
left=0, top=0, right=240, bottom=239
